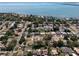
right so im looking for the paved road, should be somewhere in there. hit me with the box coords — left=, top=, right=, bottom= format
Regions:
left=13, top=21, right=29, bottom=51
left=0, top=21, right=8, bottom=33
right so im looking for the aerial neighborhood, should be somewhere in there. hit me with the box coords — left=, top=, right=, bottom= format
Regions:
left=0, top=13, right=79, bottom=56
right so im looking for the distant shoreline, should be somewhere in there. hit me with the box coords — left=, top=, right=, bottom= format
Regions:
left=62, top=3, right=79, bottom=6
left=0, top=12, right=78, bottom=19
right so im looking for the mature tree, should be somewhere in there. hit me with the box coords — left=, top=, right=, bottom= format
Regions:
left=53, top=26, right=59, bottom=32
left=32, top=41, right=45, bottom=49
left=6, top=39, right=17, bottom=51
left=13, top=23, right=17, bottom=29
left=43, top=34, right=52, bottom=46
left=5, top=30, right=13, bottom=36
left=27, top=24, right=32, bottom=28
left=53, top=41, right=58, bottom=47
left=53, top=40, right=64, bottom=47
left=28, top=27, right=32, bottom=33
left=64, top=34, right=69, bottom=40
left=70, top=35, right=78, bottom=41
left=73, top=41, right=79, bottom=47
left=19, top=36, right=25, bottom=44
left=64, top=29, right=71, bottom=32
left=0, top=36, right=8, bottom=45
left=67, top=40, right=73, bottom=48
left=0, top=36, right=8, bottom=41
left=57, top=40, right=64, bottom=47
left=27, top=51, right=33, bottom=56
left=43, top=34, right=52, bottom=41
left=47, top=46, right=51, bottom=56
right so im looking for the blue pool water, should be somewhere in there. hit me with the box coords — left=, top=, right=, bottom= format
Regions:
left=0, top=2, right=79, bottom=17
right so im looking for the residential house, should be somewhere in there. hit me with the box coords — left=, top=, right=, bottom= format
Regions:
left=74, top=47, right=79, bottom=55
left=61, top=47, right=73, bottom=56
